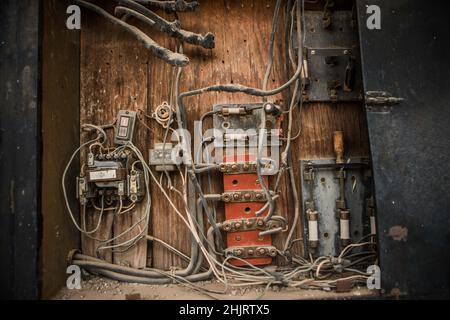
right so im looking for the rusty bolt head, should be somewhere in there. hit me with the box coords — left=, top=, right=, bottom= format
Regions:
left=219, top=164, right=227, bottom=172
left=246, top=220, right=253, bottom=226
left=233, top=193, right=241, bottom=200
left=258, top=248, right=266, bottom=255
left=223, top=224, right=231, bottom=231
left=235, top=249, right=242, bottom=256
left=244, top=193, right=251, bottom=200
left=257, top=220, right=264, bottom=226
left=231, top=164, right=238, bottom=171
left=234, top=222, right=241, bottom=229
left=243, top=164, right=250, bottom=171
left=223, top=194, right=231, bottom=202
left=248, top=249, right=254, bottom=255
left=269, top=249, right=277, bottom=257
left=255, top=193, right=263, bottom=200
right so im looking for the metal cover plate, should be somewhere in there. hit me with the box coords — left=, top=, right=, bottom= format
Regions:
left=357, top=0, right=450, bottom=298
left=300, top=159, right=372, bottom=257
left=302, top=11, right=363, bottom=102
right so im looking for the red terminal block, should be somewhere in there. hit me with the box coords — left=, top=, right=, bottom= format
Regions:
left=223, top=153, right=273, bottom=266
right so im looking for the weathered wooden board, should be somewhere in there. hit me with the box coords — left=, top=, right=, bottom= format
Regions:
left=80, top=0, right=148, bottom=268
left=42, top=0, right=81, bottom=298
left=79, top=0, right=369, bottom=269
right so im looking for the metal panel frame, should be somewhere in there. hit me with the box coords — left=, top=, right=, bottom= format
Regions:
left=356, top=0, right=450, bottom=298
left=300, top=158, right=372, bottom=257
left=0, top=0, right=41, bottom=299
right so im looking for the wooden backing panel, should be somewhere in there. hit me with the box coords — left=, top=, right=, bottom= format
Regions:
left=299, top=103, right=370, bottom=160
left=80, top=1, right=148, bottom=267
left=147, top=0, right=289, bottom=269
left=79, top=0, right=370, bottom=269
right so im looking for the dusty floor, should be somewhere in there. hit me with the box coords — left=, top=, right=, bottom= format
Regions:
left=53, top=275, right=379, bottom=300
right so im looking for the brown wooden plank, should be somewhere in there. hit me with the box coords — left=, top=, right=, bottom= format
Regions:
left=41, top=0, right=81, bottom=298
left=299, top=103, right=370, bottom=159
left=80, top=1, right=148, bottom=267
left=80, top=3, right=114, bottom=262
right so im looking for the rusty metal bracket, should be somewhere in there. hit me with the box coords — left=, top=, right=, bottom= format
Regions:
left=221, top=217, right=282, bottom=233
left=218, top=162, right=257, bottom=174
left=221, top=190, right=271, bottom=203
left=365, top=91, right=404, bottom=106
left=224, top=245, right=278, bottom=259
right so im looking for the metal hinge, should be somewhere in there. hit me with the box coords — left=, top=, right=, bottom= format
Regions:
left=365, top=91, right=404, bottom=106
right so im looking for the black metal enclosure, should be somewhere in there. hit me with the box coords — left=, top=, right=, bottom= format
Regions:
left=0, top=0, right=41, bottom=300
left=357, top=0, right=450, bottom=298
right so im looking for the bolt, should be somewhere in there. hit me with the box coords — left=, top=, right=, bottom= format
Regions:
left=243, top=164, right=250, bottom=171
left=264, top=103, right=274, bottom=114
left=244, top=193, right=251, bottom=200
left=257, top=220, right=264, bottom=226
left=258, top=248, right=266, bottom=255
left=233, top=193, right=241, bottom=200
left=255, top=193, right=263, bottom=200
left=235, top=249, right=242, bottom=256
left=234, top=222, right=241, bottom=229
left=231, top=164, right=238, bottom=171
left=223, top=224, right=231, bottom=231
left=248, top=249, right=254, bottom=255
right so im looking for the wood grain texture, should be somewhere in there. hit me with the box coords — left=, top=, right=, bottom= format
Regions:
left=42, top=0, right=80, bottom=298
left=79, top=0, right=369, bottom=269
left=80, top=0, right=148, bottom=268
